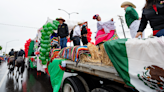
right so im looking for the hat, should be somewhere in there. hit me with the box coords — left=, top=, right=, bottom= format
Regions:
left=121, top=1, right=136, bottom=8
left=78, top=22, right=83, bottom=25
left=93, top=14, right=99, bottom=20
left=56, top=17, right=65, bottom=22
left=84, top=21, right=87, bottom=24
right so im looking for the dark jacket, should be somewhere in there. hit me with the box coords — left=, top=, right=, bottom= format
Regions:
left=70, top=29, right=74, bottom=40
left=9, top=51, right=14, bottom=56
left=81, top=26, right=88, bottom=36
left=17, top=50, right=25, bottom=57
left=14, top=52, right=18, bottom=59
left=138, top=2, right=164, bottom=32
left=57, top=23, right=69, bottom=38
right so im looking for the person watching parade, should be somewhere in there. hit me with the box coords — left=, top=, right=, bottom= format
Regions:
left=121, top=1, right=145, bottom=38
left=56, top=17, right=69, bottom=49
left=136, top=0, right=164, bottom=37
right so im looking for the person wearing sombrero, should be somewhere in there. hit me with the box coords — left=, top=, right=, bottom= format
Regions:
left=121, top=1, right=145, bottom=38
left=93, top=14, right=119, bottom=45
left=72, top=22, right=83, bottom=46
left=56, top=17, right=69, bottom=49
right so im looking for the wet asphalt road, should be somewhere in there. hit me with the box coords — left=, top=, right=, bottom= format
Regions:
left=0, top=61, right=53, bottom=92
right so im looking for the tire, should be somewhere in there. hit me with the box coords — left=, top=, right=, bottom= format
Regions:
left=76, top=75, right=90, bottom=92
left=103, top=85, right=128, bottom=92
left=78, top=75, right=100, bottom=91
left=91, top=88, right=113, bottom=92
left=62, top=76, right=86, bottom=92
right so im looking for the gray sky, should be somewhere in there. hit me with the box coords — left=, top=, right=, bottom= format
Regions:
left=0, top=0, right=152, bottom=54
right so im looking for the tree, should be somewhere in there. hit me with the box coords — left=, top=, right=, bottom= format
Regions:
left=0, top=46, right=2, bottom=50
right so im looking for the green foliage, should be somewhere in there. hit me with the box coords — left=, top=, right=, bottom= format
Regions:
left=0, top=46, right=2, bottom=50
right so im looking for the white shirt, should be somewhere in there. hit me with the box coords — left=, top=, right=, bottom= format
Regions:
left=96, top=20, right=116, bottom=34
left=73, top=25, right=81, bottom=37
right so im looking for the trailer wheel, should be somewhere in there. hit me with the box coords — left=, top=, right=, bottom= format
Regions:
left=103, top=85, right=128, bottom=92
left=78, top=75, right=101, bottom=91
left=76, top=75, right=90, bottom=92
left=62, top=76, right=86, bottom=92
left=91, top=88, right=113, bottom=92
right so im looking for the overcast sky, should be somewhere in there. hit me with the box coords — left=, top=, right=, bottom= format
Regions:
left=0, top=0, right=152, bottom=54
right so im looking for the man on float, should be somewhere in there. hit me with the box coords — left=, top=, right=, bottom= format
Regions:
left=56, top=17, right=69, bottom=49
left=72, top=22, right=83, bottom=46
left=121, top=1, right=145, bottom=38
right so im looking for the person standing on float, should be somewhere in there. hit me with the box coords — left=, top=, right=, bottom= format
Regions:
left=72, top=22, right=83, bottom=46
left=81, top=22, right=88, bottom=45
left=56, top=17, right=69, bottom=49
left=121, top=1, right=145, bottom=38
left=93, top=14, right=119, bottom=45
left=136, top=0, right=164, bottom=37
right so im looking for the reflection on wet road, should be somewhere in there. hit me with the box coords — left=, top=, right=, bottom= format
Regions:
left=0, top=62, right=53, bottom=92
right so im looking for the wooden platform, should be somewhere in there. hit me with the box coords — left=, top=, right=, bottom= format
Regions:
left=65, top=60, right=124, bottom=84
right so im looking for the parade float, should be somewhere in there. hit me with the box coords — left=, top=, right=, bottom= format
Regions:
left=24, top=17, right=164, bottom=92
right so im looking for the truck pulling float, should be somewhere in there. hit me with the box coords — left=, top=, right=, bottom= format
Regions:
left=24, top=18, right=164, bottom=92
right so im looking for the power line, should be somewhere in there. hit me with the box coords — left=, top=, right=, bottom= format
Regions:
left=0, top=23, right=39, bottom=29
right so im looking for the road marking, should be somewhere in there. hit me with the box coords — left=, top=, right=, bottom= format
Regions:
left=0, top=71, right=8, bottom=88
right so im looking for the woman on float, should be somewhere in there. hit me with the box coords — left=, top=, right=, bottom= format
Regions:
left=93, top=14, right=119, bottom=45
left=136, top=0, right=164, bottom=37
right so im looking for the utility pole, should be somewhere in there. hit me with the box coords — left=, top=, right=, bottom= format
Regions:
left=118, top=15, right=126, bottom=38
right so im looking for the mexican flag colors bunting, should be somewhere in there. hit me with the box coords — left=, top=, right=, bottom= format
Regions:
left=104, top=37, right=164, bottom=92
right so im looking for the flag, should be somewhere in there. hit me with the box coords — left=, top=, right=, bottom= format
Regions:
left=104, top=37, right=164, bottom=92
left=48, top=59, right=65, bottom=92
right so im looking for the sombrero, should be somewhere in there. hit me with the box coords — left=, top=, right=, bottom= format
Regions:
left=78, top=22, right=83, bottom=25
left=56, top=17, right=65, bottom=22
left=121, top=1, right=136, bottom=8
